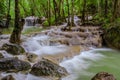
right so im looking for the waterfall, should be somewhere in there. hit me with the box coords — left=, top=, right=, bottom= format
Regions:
left=23, top=16, right=40, bottom=30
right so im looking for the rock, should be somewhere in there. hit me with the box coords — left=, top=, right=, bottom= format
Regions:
left=0, top=57, right=31, bottom=72
left=91, top=72, right=116, bottom=80
left=103, top=25, right=120, bottom=49
left=0, top=53, right=4, bottom=58
left=30, top=58, right=68, bottom=78
left=1, top=43, right=25, bottom=55
left=26, top=53, right=38, bottom=62
left=1, top=75, right=15, bottom=80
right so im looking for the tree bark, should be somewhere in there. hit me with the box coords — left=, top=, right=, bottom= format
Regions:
left=5, top=0, right=11, bottom=28
left=61, top=0, right=66, bottom=22
left=112, top=0, right=118, bottom=21
left=81, top=0, right=86, bottom=24
left=104, top=0, right=108, bottom=17
left=66, top=0, right=71, bottom=27
left=10, top=0, right=23, bottom=44
left=53, top=0, right=58, bottom=26
left=48, top=0, right=51, bottom=26
left=71, top=0, right=75, bottom=26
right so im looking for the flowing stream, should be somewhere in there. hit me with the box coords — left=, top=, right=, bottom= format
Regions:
left=61, top=48, right=120, bottom=80
left=0, top=16, right=120, bottom=80
left=22, top=34, right=120, bottom=80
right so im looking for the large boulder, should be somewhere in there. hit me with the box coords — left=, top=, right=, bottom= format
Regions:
left=91, top=72, right=116, bottom=80
left=1, top=75, right=15, bottom=80
left=0, top=53, right=4, bottom=59
left=30, top=58, right=68, bottom=78
left=0, top=57, right=31, bottom=72
left=0, top=43, right=25, bottom=55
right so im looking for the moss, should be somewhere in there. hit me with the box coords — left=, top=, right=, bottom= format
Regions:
left=2, top=27, right=13, bottom=34
left=103, top=22, right=120, bottom=49
left=22, top=27, right=43, bottom=34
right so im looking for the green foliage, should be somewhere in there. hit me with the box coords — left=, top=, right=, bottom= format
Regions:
left=0, top=1, right=6, bottom=19
left=42, top=21, right=49, bottom=27
left=103, top=21, right=120, bottom=49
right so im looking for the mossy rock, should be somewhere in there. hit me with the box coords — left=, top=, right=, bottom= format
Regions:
left=30, top=58, right=68, bottom=78
left=0, top=57, right=31, bottom=72
left=91, top=72, right=116, bottom=80
left=103, top=24, right=120, bottom=49
left=0, top=53, right=4, bottom=59
left=1, top=43, right=25, bottom=55
left=1, top=75, right=15, bottom=80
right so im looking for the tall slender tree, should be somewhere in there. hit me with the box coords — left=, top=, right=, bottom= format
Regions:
left=71, top=0, right=75, bottom=26
left=48, top=0, right=51, bottom=26
left=53, top=0, right=58, bottom=26
left=112, top=0, right=118, bottom=21
left=5, top=0, right=11, bottom=28
left=81, top=0, right=86, bottom=24
left=104, top=0, right=108, bottom=17
left=66, top=0, right=70, bottom=27
left=10, top=0, right=23, bottom=44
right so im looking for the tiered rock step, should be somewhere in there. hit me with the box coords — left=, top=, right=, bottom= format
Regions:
left=45, top=26, right=103, bottom=48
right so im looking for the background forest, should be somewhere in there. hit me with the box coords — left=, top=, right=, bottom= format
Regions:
left=0, top=0, right=120, bottom=49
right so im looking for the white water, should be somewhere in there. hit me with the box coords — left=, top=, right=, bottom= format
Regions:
left=0, top=33, right=117, bottom=80
left=60, top=48, right=108, bottom=80
left=21, top=34, right=113, bottom=80
left=22, top=35, right=68, bottom=56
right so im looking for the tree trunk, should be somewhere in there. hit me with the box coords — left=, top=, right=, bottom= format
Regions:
left=112, top=0, right=118, bottom=21
left=104, top=0, right=108, bottom=17
left=100, top=0, right=103, bottom=16
left=81, top=0, right=86, bottom=24
left=48, top=0, right=51, bottom=26
left=53, top=0, right=58, bottom=26
left=61, top=0, right=66, bottom=22
left=10, top=0, right=23, bottom=44
left=71, top=0, right=75, bottom=26
left=66, top=0, right=71, bottom=27
left=5, top=0, right=11, bottom=28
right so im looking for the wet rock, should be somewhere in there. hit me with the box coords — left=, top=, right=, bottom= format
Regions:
left=26, top=53, right=38, bottom=62
left=0, top=53, right=4, bottom=58
left=0, top=57, right=31, bottom=72
left=1, top=43, right=25, bottom=55
left=1, top=75, right=15, bottom=80
left=91, top=72, right=116, bottom=80
left=30, top=58, right=68, bottom=78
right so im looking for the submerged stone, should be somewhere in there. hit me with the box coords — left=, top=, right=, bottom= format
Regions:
left=1, top=43, right=25, bottom=55
left=91, top=72, right=116, bottom=80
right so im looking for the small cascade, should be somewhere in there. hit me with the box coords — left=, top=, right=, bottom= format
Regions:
left=23, top=16, right=44, bottom=31
left=22, top=35, right=50, bottom=52
left=74, top=16, right=81, bottom=26
left=24, top=16, right=39, bottom=27
left=60, top=48, right=111, bottom=80
left=66, top=15, right=81, bottom=26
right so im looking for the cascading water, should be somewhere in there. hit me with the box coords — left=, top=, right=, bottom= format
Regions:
left=0, top=16, right=119, bottom=80
left=21, top=27, right=120, bottom=80
left=60, top=48, right=120, bottom=80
